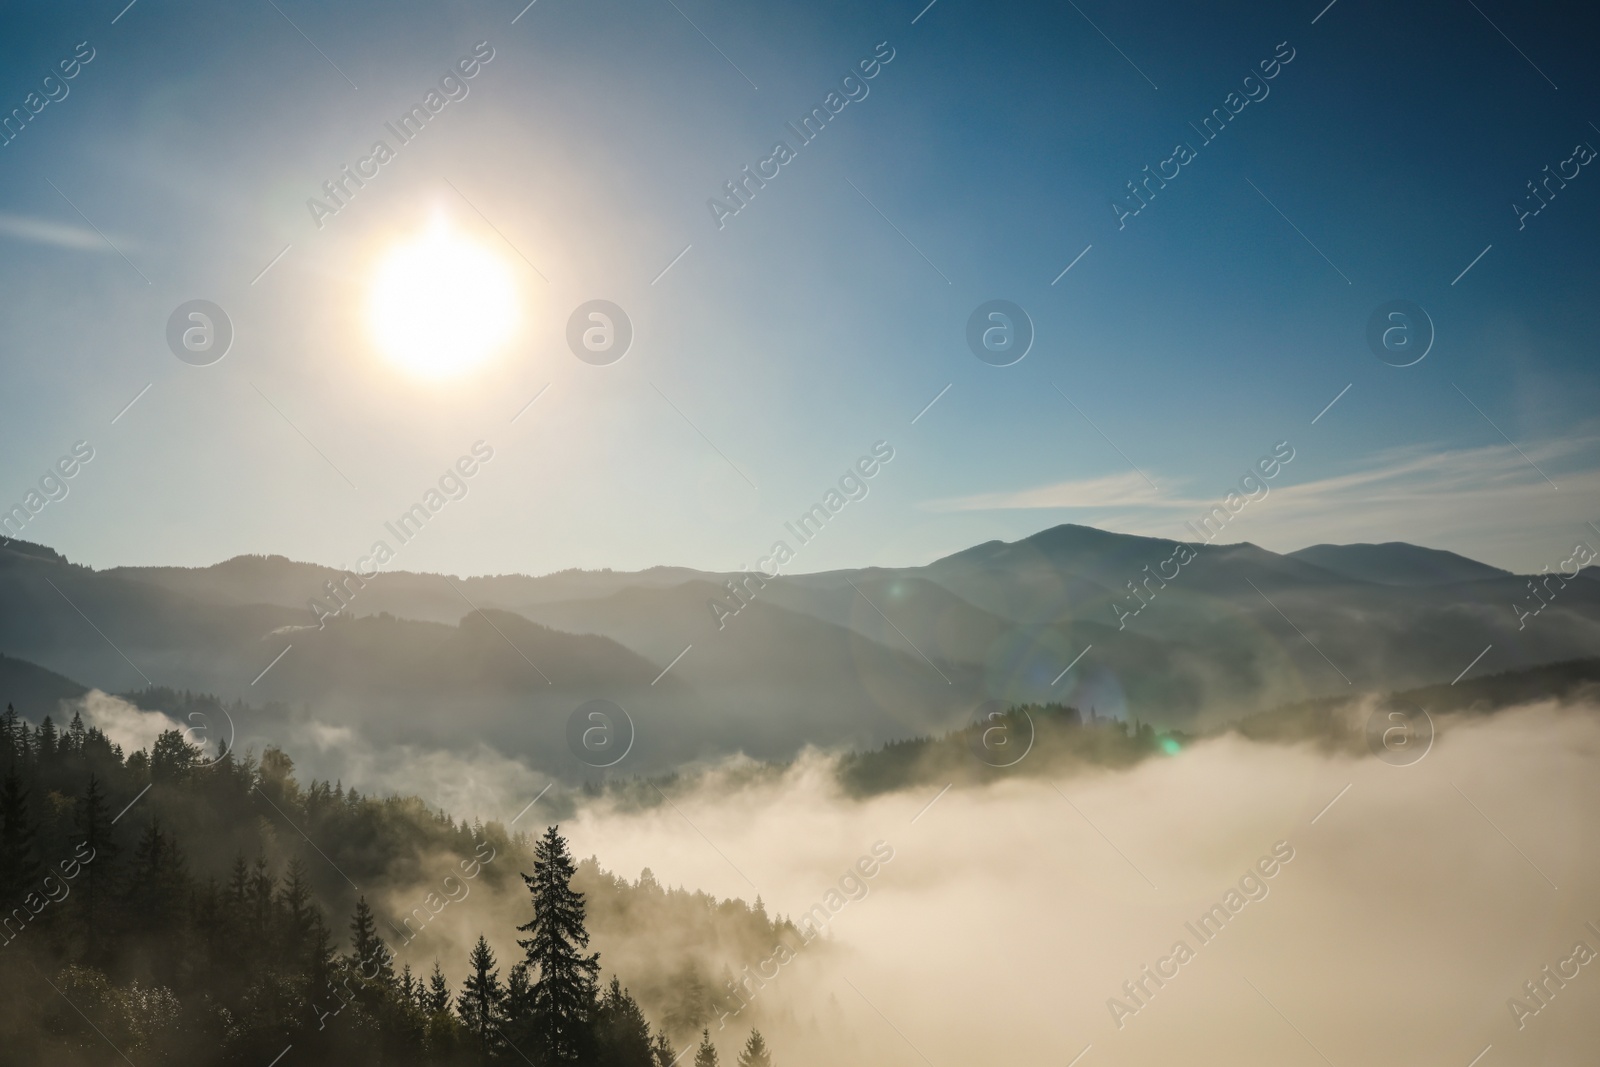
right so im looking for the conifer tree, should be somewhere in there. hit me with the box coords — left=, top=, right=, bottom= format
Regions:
left=127, top=818, right=189, bottom=930
left=65, top=711, right=87, bottom=756
left=506, top=959, right=532, bottom=1022
left=0, top=704, right=20, bottom=768
left=225, top=853, right=250, bottom=913
left=400, top=963, right=419, bottom=1009
left=242, top=857, right=276, bottom=955
left=427, top=960, right=452, bottom=1015
left=736, top=1029, right=772, bottom=1067
left=457, top=933, right=505, bottom=1057
left=516, top=825, right=601, bottom=1064
left=36, top=716, right=58, bottom=763
left=72, top=774, right=116, bottom=960
left=125, top=818, right=192, bottom=985
left=595, top=975, right=654, bottom=1067
left=307, top=909, right=337, bottom=992
left=694, top=1028, right=719, bottom=1067
left=278, top=858, right=314, bottom=962
left=347, top=896, right=394, bottom=986
left=0, top=768, right=40, bottom=904
left=651, top=1030, right=677, bottom=1067
left=665, top=964, right=713, bottom=1037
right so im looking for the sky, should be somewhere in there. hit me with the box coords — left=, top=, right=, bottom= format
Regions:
left=1, top=0, right=1597, bottom=577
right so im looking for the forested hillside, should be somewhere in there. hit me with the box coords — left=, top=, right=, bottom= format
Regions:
left=0, top=705, right=791, bottom=1066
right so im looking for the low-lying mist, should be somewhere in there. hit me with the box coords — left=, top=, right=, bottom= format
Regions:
left=65, top=688, right=1600, bottom=1065
left=554, top=700, right=1600, bottom=1066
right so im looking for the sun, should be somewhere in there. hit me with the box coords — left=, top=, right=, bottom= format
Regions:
left=366, top=217, right=520, bottom=378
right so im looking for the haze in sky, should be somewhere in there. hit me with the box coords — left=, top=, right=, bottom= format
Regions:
left=0, top=0, right=1596, bottom=577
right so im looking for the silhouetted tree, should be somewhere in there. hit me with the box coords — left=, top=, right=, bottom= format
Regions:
left=516, top=825, right=600, bottom=1064
left=457, top=933, right=504, bottom=1058
left=595, top=975, right=654, bottom=1067
left=694, top=1028, right=719, bottom=1067
left=71, top=774, right=115, bottom=960
left=426, top=960, right=453, bottom=1015
left=0, top=769, right=39, bottom=904
left=347, top=896, right=394, bottom=986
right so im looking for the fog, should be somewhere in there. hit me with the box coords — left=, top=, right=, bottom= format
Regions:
left=69, top=685, right=1600, bottom=1065
left=519, top=701, right=1600, bottom=1066
left=73, top=689, right=187, bottom=757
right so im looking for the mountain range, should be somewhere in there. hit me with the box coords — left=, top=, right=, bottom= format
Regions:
left=2, top=524, right=1595, bottom=778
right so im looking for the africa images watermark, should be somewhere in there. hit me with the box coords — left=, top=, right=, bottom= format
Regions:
left=306, top=42, right=497, bottom=229
left=1112, top=40, right=1296, bottom=229
left=707, top=440, right=895, bottom=629
left=1512, top=137, right=1595, bottom=230
left=308, top=440, right=495, bottom=627
left=718, top=840, right=896, bottom=1028
left=707, top=41, right=897, bottom=231
left=384, top=837, right=498, bottom=950
left=1507, top=919, right=1600, bottom=1031
left=0, top=840, right=97, bottom=950
left=1113, top=440, right=1295, bottom=630
left=1106, top=840, right=1296, bottom=1029
left=1, top=439, right=94, bottom=546
left=1513, top=537, right=1595, bottom=630
left=0, top=40, right=96, bottom=150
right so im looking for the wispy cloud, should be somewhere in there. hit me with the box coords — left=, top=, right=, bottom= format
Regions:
left=0, top=212, right=132, bottom=252
left=1220, top=438, right=1600, bottom=569
left=921, top=436, right=1600, bottom=571
left=924, top=470, right=1208, bottom=513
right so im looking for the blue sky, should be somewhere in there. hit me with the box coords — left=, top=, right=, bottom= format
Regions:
left=1, top=0, right=1596, bottom=577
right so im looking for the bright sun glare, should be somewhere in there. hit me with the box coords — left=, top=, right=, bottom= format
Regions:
left=367, top=217, right=519, bottom=378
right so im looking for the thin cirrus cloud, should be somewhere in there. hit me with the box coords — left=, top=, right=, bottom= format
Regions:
left=922, top=470, right=1211, bottom=514
left=0, top=211, right=128, bottom=252
left=923, top=436, right=1600, bottom=571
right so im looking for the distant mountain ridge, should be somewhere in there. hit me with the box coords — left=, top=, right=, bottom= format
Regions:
left=2, top=524, right=1597, bottom=781
left=1286, top=542, right=1511, bottom=586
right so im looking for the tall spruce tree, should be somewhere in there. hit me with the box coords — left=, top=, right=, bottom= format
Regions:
left=516, top=825, right=601, bottom=1065
left=457, top=933, right=505, bottom=1058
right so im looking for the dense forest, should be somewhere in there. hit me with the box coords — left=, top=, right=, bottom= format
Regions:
left=0, top=701, right=785, bottom=1066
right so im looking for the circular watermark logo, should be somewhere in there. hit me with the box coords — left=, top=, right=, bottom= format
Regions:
left=179, top=704, right=237, bottom=768
left=1365, top=300, right=1433, bottom=367
left=566, top=300, right=633, bottom=366
left=1365, top=703, right=1434, bottom=766
left=968, top=699, right=1035, bottom=768
left=166, top=299, right=234, bottom=366
left=965, top=300, right=1033, bottom=367
left=566, top=699, right=635, bottom=768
